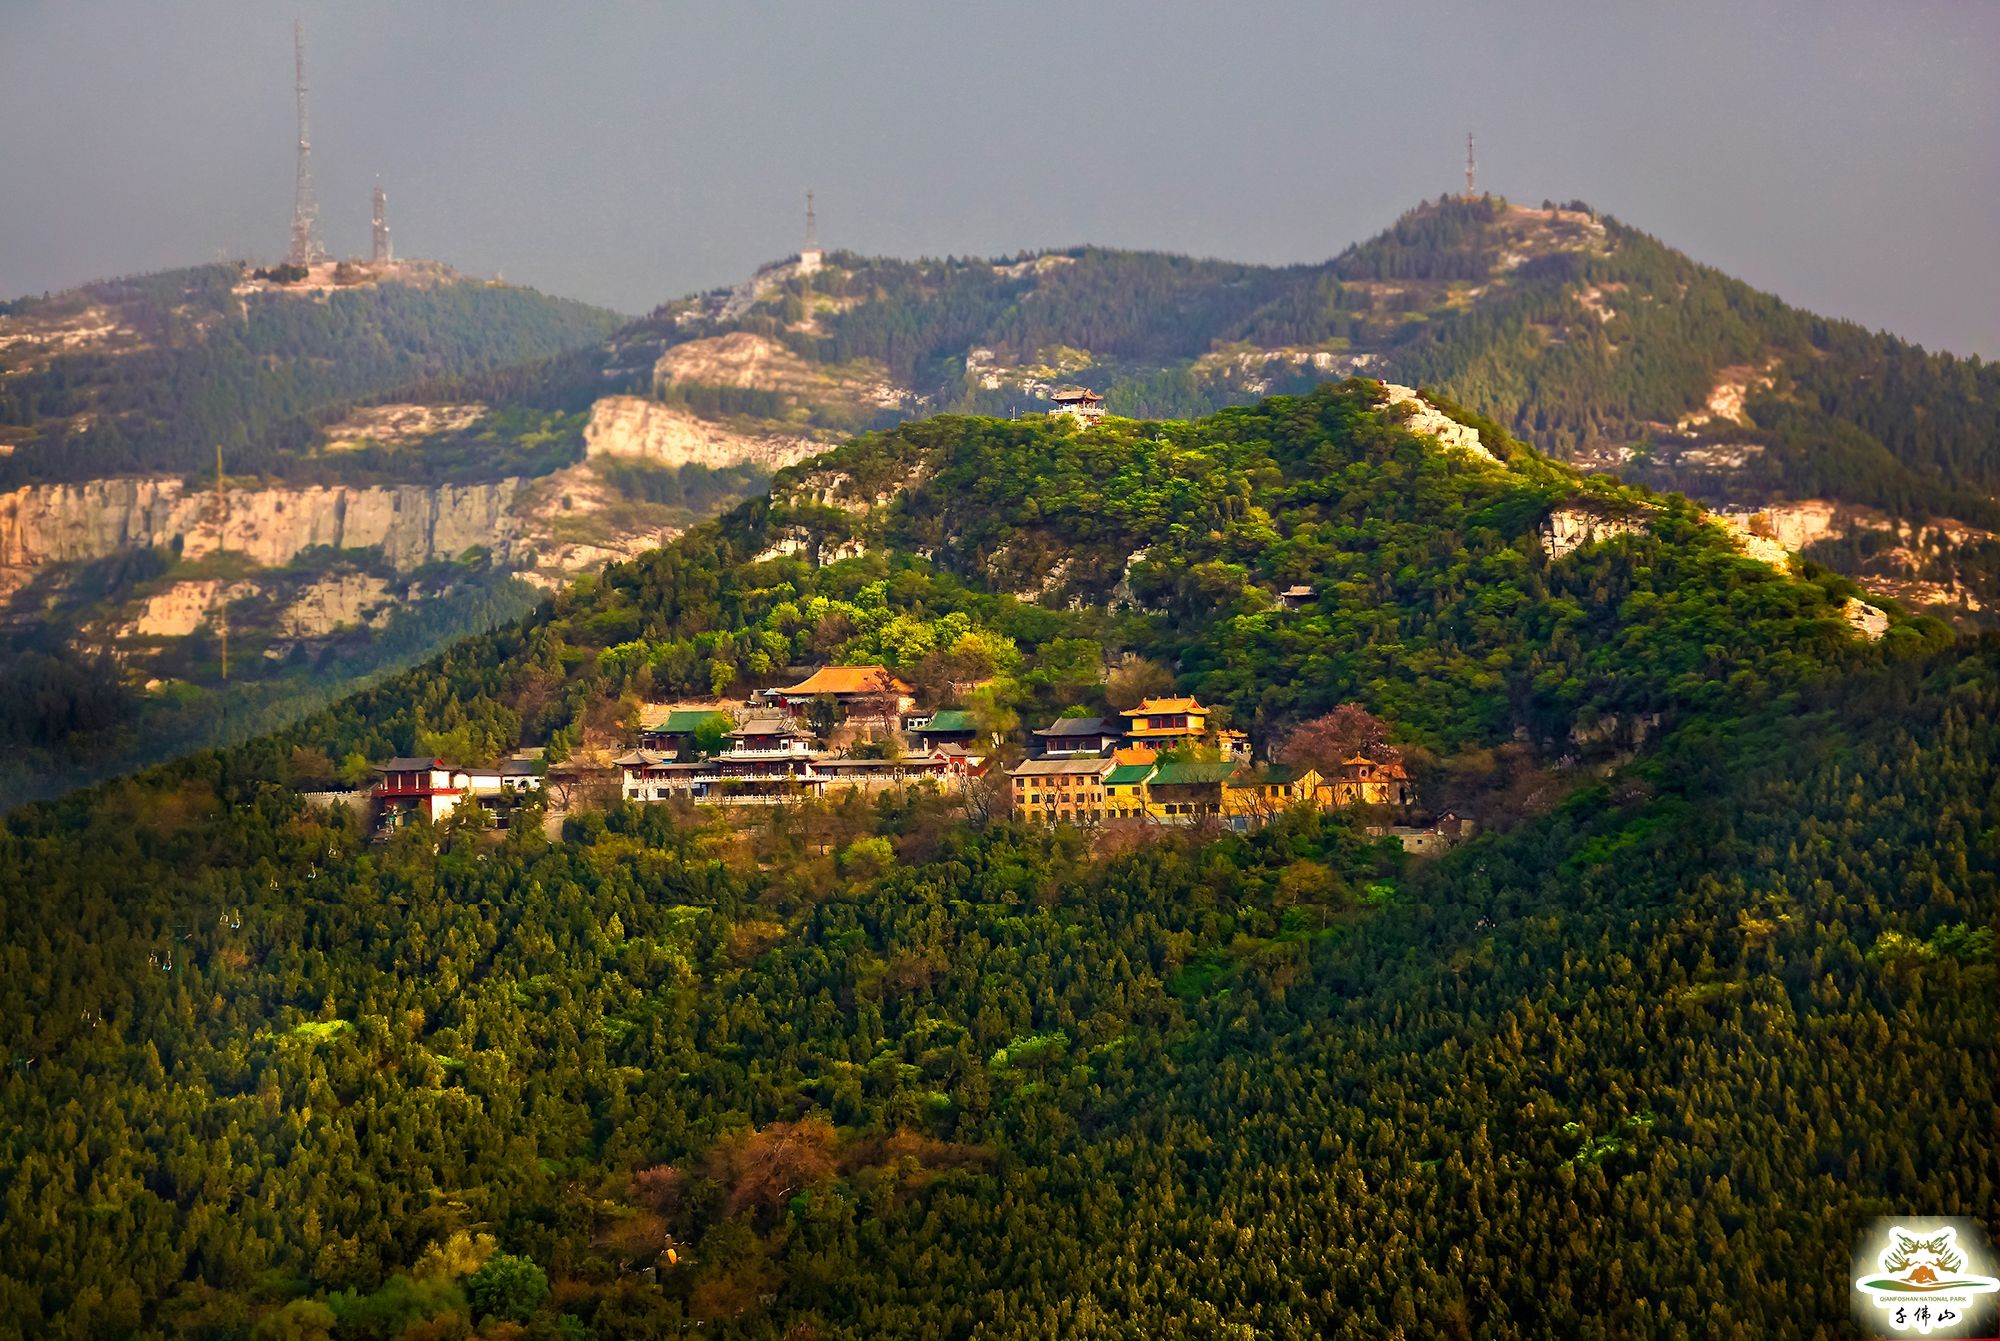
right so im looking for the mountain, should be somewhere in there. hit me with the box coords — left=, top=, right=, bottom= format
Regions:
left=10, top=194, right=1999, bottom=806
left=491, top=195, right=2000, bottom=621
left=1, top=385, right=1990, bottom=1338
left=0, top=260, right=627, bottom=807
left=0, top=259, right=622, bottom=484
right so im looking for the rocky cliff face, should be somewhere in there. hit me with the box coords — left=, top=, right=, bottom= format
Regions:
left=1539, top=506, right=1651, bottom=559
left=1, top=393, right=827, bottom=620
left=583, top=395, right=824, bottom=471
left=0, top=476, right=533, bottom=579
left=1377, top=385, right=1498, bottom=463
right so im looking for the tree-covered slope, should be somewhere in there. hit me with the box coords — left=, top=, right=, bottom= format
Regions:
left=292, top=381, right=1914, bottom=773
left=0, top=262, right=623, bottom=485
left=1, top=388, right=1990, bottom=1339
left=490, top=197, right=2000, bottom=619
left=0, top=263, right=631, bottom=809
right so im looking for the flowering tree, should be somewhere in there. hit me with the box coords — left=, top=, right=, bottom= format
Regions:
left=1276, top=704, right=1399, bottom=773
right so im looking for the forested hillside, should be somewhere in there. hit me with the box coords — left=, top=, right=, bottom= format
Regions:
left=10, top=194, right=1996, bottom=812
left=1, top=387, right=1989, bottom=1339
left=492, top=197, right=2000, bottom=621
left=0, top=263, right=630, bottom=809
left=0, top=263, right=622, bottom=485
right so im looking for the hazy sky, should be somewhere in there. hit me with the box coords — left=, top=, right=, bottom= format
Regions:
left=4, top=2, right=1996, bottom=356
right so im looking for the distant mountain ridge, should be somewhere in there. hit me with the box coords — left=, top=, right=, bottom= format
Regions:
left=437, top=196, right=1998, bottom=620
left=0, top=261, right=627, bottom=808
left=6, top=196, right=1997, bottom=808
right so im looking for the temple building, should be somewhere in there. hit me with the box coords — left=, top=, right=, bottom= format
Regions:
left=1032, top=715, right=1120, bottom=756
left=1322, top=755, right=1414, bottom=808
left=371, top=756, right=541, bottom=827
left=1048, top=387, right=1106, bottom=426
left=1007, top=757, right=1116, bottom=824
left=775, top=665, right=916, bottom=717
left=1117, top=696, right=1210, bottom=756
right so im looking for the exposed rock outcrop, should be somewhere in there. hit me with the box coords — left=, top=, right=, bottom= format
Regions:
left=323, top=403, right=487, bottom=451
left=1540, top=506, right=1650, bottom=559
left=513, top=462, right=687, bottom=583
left=1677, top=362, right=1777, bottom=429
left=123, top=581, right=228, bottom=638
left=0, top=476, right=531, bottom=576
left=1841, top=597, right=1889, bottom=640
left=278, top=572, right=395, bottom=637
left=1713, top=510, right=1800, bottom=568
left=1712, top=501, right=1843, bottom=554
left=582, top=396, right=823, bottom=471
left=1375, top=384, right=1499, bottom=463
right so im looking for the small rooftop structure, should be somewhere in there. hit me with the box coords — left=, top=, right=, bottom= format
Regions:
left=1279, top=584, right=1316, bottom=610
left=1049, top=386, right=1106, bottom=426
left=1324, top=754, right=1414, bottom=808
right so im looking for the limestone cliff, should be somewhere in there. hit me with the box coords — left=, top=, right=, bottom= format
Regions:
left=0, top=476, right=532, bottom=578
left=1376, top=385, right=1499, bottom=463
left=1539, top=506, right=1651, bottom=559
left=582, top=396, right=825, bottom=471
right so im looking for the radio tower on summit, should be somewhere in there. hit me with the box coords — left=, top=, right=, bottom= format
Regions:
left=372, top=179, right=392, bottom=264
left=799, top=188, right=823, bottom=275
left=1464, top=132, right=1478, bottom=199
left=287, top=19, right=326, bottom=268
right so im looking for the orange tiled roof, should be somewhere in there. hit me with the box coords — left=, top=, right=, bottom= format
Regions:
left=778, top=665, right=914, bottom=697
left=1120, top=696, right=1207, bottom=717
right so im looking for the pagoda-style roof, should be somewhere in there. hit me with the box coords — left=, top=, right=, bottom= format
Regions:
left=1051, top=386, right=1103, bottom=404
left=1337, top=754, right=1408, bottom=778
left=731, top=716, right=810, bottom=739
left=777, top=665, right=914, bottom=698
left=1120, top=696, right=1208, bottom=718
left=377, top=756, right=448, bottom=772
left=1103, top=762, right=1156, bottom=787
left=1034, top=715, right=1113, bottom=737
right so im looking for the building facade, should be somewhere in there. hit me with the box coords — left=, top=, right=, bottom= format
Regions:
left=1007, top=757, right=1116, bottom=824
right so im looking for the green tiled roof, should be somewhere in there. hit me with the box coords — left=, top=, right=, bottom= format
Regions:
left=664, top=709, right=720, bottom=732
left=923, top=709, right=978, bottom=733
left=642, top=706, right=727, bottom=732
left=1238, top=763, right=1307, bottom=786
left=1104, top=763, right=1156, bottom=786
left=1147, top=761, right=1235, bottom=786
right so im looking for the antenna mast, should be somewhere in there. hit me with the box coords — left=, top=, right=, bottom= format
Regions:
left=1464, top=133, right=1477, bottom=199
left=288, top=19, right=325, bottom=268
left=805, top=189, right=818, bottom=252
left=372, top=179, right=392, bottom=264
left=215, top=444, right=228, bottom=682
